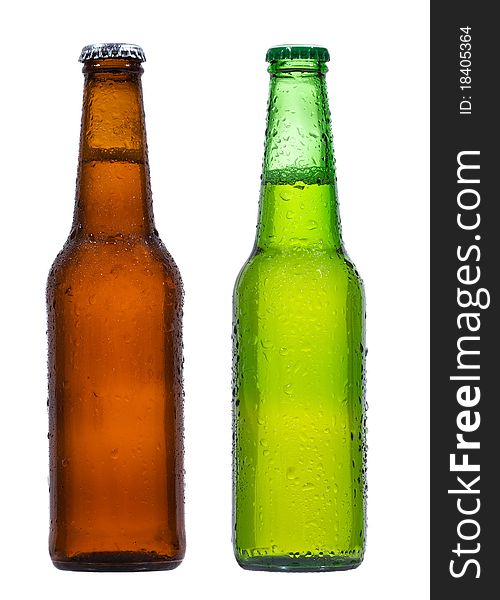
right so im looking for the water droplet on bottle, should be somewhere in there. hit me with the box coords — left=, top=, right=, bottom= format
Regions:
left=110, top=448, right=119, bottom=459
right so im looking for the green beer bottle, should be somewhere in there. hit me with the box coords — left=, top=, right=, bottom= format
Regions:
left=232, top=45, right=366, bottom=572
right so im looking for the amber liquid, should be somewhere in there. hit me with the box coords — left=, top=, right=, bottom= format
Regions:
left=47, top=61, right=185, bottom=571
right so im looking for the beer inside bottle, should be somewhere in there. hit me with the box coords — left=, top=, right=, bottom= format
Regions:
left=47, top=44, right=185, bottom=571
left=233, top=45, right=366, bottom=571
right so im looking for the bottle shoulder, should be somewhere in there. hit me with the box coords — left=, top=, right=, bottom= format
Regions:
left=233, top=248, right=365, bottom=323
left=234, top=247, right=364, bottom=310
left=47, top=236, right=182, bottom=295
left=236, top=247, right=362, bottom=286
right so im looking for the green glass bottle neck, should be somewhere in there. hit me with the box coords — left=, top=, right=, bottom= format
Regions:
left=256, top=63, right=342, bottom=252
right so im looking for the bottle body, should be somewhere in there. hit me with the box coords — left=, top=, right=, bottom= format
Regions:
left=47, top=45, right=185, bottom=571
left=48, top=238, right=184, bottom=571
left=232, top=48, right=366, bottom=571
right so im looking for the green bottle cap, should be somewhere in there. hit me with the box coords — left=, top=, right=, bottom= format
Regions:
left=266, top=45, right=330, bottom=62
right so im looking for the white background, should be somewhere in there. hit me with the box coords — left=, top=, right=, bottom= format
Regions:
left=0, top=1, right=429, bottom=598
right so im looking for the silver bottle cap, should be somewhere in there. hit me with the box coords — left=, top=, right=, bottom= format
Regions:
left=79, top=43, right=146, bottom=63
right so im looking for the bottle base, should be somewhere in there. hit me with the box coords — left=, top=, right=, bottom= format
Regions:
left=236, top=554, right=362, bottom=573
left=52, top=551, right=183, bottom=572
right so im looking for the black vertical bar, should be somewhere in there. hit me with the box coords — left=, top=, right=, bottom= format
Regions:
left=431, top=2, right=498, bottom=597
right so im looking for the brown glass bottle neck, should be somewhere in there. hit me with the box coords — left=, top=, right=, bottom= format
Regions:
left=74, top=63, right=154, bottom=238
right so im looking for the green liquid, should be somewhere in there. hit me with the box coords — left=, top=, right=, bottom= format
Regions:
left=233, top=182, right=366, bottom=571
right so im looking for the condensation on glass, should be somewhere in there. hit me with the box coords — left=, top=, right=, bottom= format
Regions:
left=47, top=43, right=185, bottom=571
left=232, top=45, right=367, bottom=572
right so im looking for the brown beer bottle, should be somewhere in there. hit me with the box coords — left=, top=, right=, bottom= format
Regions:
left=47, top=43, right=185, bottom=571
